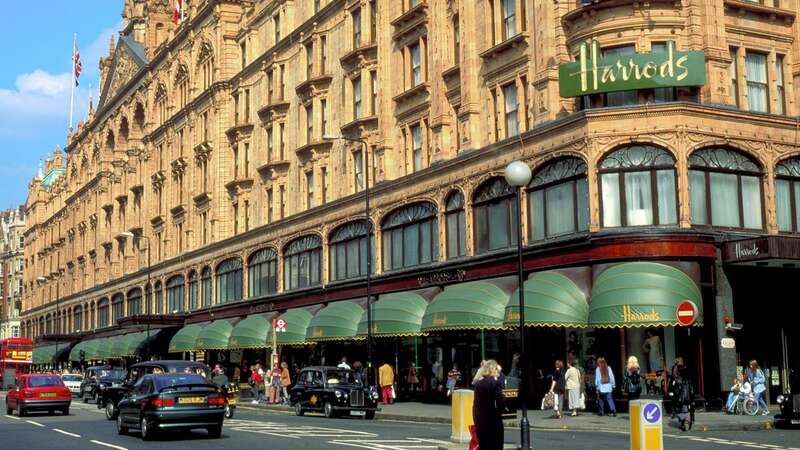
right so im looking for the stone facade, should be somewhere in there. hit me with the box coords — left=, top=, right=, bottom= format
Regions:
left=1, top=207, right=25, bottom=339
left=20, top=0, right=800, bottom=339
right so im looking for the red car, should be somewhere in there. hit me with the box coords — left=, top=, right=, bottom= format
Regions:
left=5, top=374, right=71, bottom=416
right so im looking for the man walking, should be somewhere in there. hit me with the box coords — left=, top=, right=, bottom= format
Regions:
left=379, top=361, right=395, bottom=405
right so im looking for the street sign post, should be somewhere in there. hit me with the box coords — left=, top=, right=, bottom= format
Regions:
left=676, top=300, right=698, bottom=326
left=271, top=318, right=286, bottom=368
left=630, top=399, right=663, bottom=450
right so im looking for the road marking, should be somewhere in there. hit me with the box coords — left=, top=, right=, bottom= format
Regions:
left=4, top=415, right=20, bottom=420
left=227, top=418, right=379, bottom=439
left=89, top=440, right=128, bottom=450
left=25, top=420, right=45, bottom=427
left=53, top=428, right=81, bottom=438
left=330, top=438, right=443, bottom=450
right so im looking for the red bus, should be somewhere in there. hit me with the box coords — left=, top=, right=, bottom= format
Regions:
left=0, top=338, right=33, bottom=388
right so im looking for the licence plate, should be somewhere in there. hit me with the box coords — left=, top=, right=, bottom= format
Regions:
left=228, top=399, right=237, bottom=406
left=178, top=397, right=205, bottom=404
left=39, top=393, right=57, bottom=398
left=350, top=410, right=366, bottom=416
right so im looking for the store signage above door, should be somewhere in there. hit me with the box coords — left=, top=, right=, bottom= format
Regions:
left=721, top=236, right=800, bottom=265
left=558, top=40, right=706, bottom=98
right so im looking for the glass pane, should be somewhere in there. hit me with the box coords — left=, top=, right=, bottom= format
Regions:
left=420, top=220, right=432, bottom=263
left=404, top=223, right=420, bottom=267
left=624, top=171, right=654, bottom=226
left=359, top=237, right=368, bottom=275
left=347, top=240, right=359, bottom=278
left=529, top=190, right=544, bottom=240
left=457, top=211, right=466, bottom=256
left=475, top=207, right=489, bottom=253
left=776, top=179, right=792, bottom=232
left=709, top=172, right=740, bottom=227
left=689, top=170, right=707, bottom=225
left=392, top=229, right=403, bottom=269
left=741, top=176, right=762, bottom=229
left=601, top=173, right=621, bottom=227
left=290, top=255, right=299, bottom=289
left=546, top=183, right=574, bottom=236
left=489, top=201, right=510, bottom=250
left=656, top=170, right=677, bottom=225
left=311, top=251, right=320, bottom=285
left=447, top=214, right=458, bottom=258
left=577, top=178, right=589, bottom=232
left=510, top=199, right=519, bottom=247
left=795, top=183, right=800, bottom=232
left=382, top=233, right=391, bottom=271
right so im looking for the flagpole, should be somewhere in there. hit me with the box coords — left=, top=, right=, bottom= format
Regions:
left=69, top=33, right=76, bottom=134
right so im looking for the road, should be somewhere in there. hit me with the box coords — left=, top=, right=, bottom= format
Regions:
left=1, top=392, right=797, bottom=449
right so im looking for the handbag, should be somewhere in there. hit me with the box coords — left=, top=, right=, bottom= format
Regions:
left=541, top=391, right=555, bottom=410
left=468, top=425, right=479, bottom=450
left=391, top=385, right=397, bottom=399
left=578, top=392, right=586, bottom=410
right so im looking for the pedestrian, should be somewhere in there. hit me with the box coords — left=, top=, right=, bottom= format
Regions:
left=673, top=365, right=695, bottom=431
left=549, top=360, right=566, bottom=419
left=352, top=361, right=364, bottom=385
left=269, top=363, right=282, bottom=403
left=747, top=360, right=769, bottom=415
left=250, top=364, right=263, bottom=404
left=669, top=357, right=684, bottom=417
left=406, top=361, right=418, bottom=392
left=446, top=363, right=462, bottom=396
left=565, top=359, right=582, bottom=417
left=594, top=357, right=616, bottom=417
left=379, top=361, right=395, bottom=405
left=472, top=360, right=504, bottom=450
left=472, top=360, right=487, bottom=386
left=623, top=356, right=643, bottom=401
left=280, top=362, right=291, bottom=404
left=338, top=357, right=351, bottom=370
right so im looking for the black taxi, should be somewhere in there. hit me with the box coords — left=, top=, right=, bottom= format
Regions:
left=290, top=366, right=379, bottom=419
left=775, top=369, right=799, bottom=429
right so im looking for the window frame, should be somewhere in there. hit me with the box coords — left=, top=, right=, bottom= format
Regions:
left=329, top=220, right=373, bottom=282
left=216, top=258, right=243, bottom=304
left=381, top=203, right=439, bottom=271
left=166, top=275, right=185, bottom=313
left=472, top=177, right=518, bottom=254
left=444, top=191, right=467, bottom=259
left=527, top=157, right=589, bottom=240
left=248, top=248, right=278, bottom=298
left=283, top=235, right=323, bottom=291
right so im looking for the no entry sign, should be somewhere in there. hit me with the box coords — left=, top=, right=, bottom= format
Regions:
left=675, top=300, right=698, bottom=326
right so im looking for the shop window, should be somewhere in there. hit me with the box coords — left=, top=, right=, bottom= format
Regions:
left=201, top=266, right=212, bottom=307
left=216, top=257, right=243, bottom=304
left=746, top=52, right=768, bottom=113
left=382, top=202, right=439, bottom=271
left=528, top=157, right=589, bottom=240
left=445, top=191, right=467, bottom=259
left=98, top=298, right=109, bottom=328
left=112, top=294, right=124, bottom=322
left=167, top=275, right=185, bottom=313
left=188, top=271, right=198, bottom=310
left=248, top=248, right=278, bottom=297
left=284, top=235, right=322, bottom=290
left=774, top=157, right=800, bottom=232
left=330, top=220, right=374, bottom=281
left=127, top=288, right=141, bottom=316
left=473, top=177, right=518, bottom=254
left=599, top=145, right=677, bottom=228
left=689, top=147, right=763, bottom=229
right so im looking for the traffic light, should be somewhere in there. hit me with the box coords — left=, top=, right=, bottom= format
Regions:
left=79, top=349, right=85, bottom=364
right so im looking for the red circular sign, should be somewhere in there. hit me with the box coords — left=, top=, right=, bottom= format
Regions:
left=676, top=300, right=698, bottom=326
left=276, top=319, right=286, bottom=328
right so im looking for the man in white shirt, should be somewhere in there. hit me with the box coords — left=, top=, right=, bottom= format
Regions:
left=337, top=357, right=351, bottom=370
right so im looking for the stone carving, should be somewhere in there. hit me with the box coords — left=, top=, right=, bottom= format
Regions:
left=104, top=44, right=142, bottom=107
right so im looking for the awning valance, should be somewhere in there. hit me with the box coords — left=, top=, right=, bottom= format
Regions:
left=504, top=272, right=588, bottom=328
left=272, top=309, right=314, bottom=345
left=357, top=292, right=428, bottom=337
left=589, top=262, right=703, bottom=328
left=421, top=281, right=511, bottom=332
left=306, top=301, right=364, bottom=342
left=169, top=323, right=206, bottom=353
left=195, top=319, right=237, bottom=350
left=229, top=314, right=274, bottom=349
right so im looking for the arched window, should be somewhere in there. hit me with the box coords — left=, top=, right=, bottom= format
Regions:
left=197, top=43, right=214, bottom=91
left=284, top=236, right=322, bottom=290
left=73, top=306, right=82, bottom=332
left=144, top=284, right=152, bottom=315
left=248, top=248, right=278, bottom=297
left=528, top=157, right=589, bottom=240
left=473, top=178, right=517, bottom=254
left=127, top=288, right=141, bottom=316
left=201, top=267, right=212, bottom=307
left=155, top=281, right=163, bottom=314
left=112, top=294, right=124, bottom=322
left=599, top=145, right=677, bottom=227
left=330, top=221, right=373, bottom=281
left=175, top=65, right=190, bottom=109
left=689, top=147, right=762, bottom=229
left=98, top=298, right=109, bottom=328
left=775, top=157, right=800, bottom=232
left=45, top=314, right=52, bottom=335
left=445, top=191, right=466, bottom=259
left=39, top=317, right=44, bottom=336
left=188, top=271, right=198, bottom=310
left=167, top=275, right=185, bottom=313
left=382, top=202, right=439, bottom=270
left=216, top=257, right=243, bottom=303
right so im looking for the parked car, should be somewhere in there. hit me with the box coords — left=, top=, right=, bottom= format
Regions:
left=99, top=360, right=209, bottom=421
left=115, top=373, right=225, bottom=440
left=79, top=365, right=112, bottom=403
left=60, top=374, right=84, bottom=397
left=5, top=374, right=71, bottom=416
left=775, top=369, right=799, bottom=429
left=290, top=366, right=379, bottom=419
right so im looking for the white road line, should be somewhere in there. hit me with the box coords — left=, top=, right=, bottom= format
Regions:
left=4, top=415, right=20, bottom=420
left=25, top=420, right=45, bottom=427
left=53, top=428, right=81, bottom=438
left=89, top=440, right=128, bottom=450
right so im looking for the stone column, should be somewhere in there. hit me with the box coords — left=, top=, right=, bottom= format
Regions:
left=714, top=252, right=738, bottom=395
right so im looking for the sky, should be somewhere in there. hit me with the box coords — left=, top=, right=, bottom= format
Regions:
left=0, top=2, right=123, bottom=209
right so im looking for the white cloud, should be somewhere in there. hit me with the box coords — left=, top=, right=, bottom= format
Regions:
left=16, top=70, right=71, bottom=96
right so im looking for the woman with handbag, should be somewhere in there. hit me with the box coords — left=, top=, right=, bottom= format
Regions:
left=549, top=360, right=566, bottom=418
left=565, top=359, right=582, bottom=416
left=594, top=357, right=616, bottom=417
left=472, top=360, right=504, bottom=450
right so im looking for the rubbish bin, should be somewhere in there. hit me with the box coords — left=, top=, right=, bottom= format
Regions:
left=451, top=389, right=474, bottom=443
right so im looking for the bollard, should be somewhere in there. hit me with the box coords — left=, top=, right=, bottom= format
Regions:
left=630, top=399, right=664, bottom=450
left=450, top=389, right=475, bottom=443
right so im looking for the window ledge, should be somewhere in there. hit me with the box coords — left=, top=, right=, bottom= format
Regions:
left=340, top=115, right=379, bottom=137
left=391, top=1, right=429, bottom=41
left=224, top=178, right=254, bottom=192
left=723, top=0, right=796, bottom=21
left=564, top=0, right=683, bottom=24
left=295, top=74, right=334, bottom=100
left=257, top=101, right=291, bottom=122
left=295, top=140, right=333, bottom=162
left=479, top=32, right=530, bottom=60
left=256, top=160, right=291, bottom=177
left=193, top=192, right=212, bottom=205
left=225, top=122, right=255, bottom=142
left=340, top=43, right=378, bottom=73
left=392, top=82, right=431, bottom=104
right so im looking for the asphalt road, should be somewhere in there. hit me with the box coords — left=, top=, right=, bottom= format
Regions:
left=0, top=392, right=797, bottom=450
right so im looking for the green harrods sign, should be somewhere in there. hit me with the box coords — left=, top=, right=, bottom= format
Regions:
left=558, top=40, right=706, bottom=98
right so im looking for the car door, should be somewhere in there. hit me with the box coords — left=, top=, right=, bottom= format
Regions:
left=7, top=378, right=19, bottom=408
left=119, top=376, right=144, bottom=424
left=310, top=370, right=325, bottom=411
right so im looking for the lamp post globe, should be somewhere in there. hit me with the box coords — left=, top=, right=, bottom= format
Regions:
left=504, top=160, right=532, bottom=187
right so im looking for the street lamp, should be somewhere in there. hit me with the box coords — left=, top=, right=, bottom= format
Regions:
left=323, top=134, right=373, bottom=387
left=36, top=275, right=59, bottom=370
left=120, top=231, right=151, bottom=361
left=504, top=160, right=532, bottom=450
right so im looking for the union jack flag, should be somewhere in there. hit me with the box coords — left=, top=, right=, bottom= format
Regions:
left=73, top=47, right=82, bottom=87
left=173, top=0, right=184, bottom=25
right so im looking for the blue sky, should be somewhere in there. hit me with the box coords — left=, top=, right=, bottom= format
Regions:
left=0, top=2, right=122, bottom=209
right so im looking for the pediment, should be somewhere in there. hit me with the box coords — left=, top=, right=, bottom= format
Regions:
left=99, top=35, right=148, bottom=110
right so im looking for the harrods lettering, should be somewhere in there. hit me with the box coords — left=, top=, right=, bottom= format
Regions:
left=622, top=305, right=661, bottom=323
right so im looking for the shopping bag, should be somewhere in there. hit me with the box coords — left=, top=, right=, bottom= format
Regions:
left=579, top=392, right=586, bottom=410
left=391, top=385, right=397, bottom=399
left=468, top=425, right=479, bottom=450
left=541, top=391, right=554, bottom=410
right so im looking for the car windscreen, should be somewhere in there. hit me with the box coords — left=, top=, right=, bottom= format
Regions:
left=325, top=370, right=356, bottom=385
left=28, top=376, right=63, bottom=387
left=98, top=370, right=126, bottom=379
left=154, top=374, right=213, bottom=392
left=61, top=375, right=83, bottom=382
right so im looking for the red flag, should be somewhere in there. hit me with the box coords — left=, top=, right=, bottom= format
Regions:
left=173, top=0, right=183, bottom=25
left=73, top=47, right=82, bottom=87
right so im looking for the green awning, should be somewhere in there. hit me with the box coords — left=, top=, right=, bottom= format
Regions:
left=124, top=330, right=160, bottom=357
left=306, top=301, right=364, bottom=342
left=69, top=342, right=85, bottom=362
left=80, top=339, right=102, bottom=361
left=106, top=335, right=128, bottom=359
left=271, top=309, right=314, bottom=345
left=229, top=314, right=274, bottom=349
left=94, top=337, right=113, bottom=360
left=589, top=262, right=703, bottom=328
left=422, top=281, right=511, bottom=331
left=33, top=345, right=54, bottom=365
left=357, top=292, right=428, bottom=337
left=195, top=320, right=237, bottom=350
left=504, top=272, right=589, bottom=328
left=169, top=323, right=206, bottom=353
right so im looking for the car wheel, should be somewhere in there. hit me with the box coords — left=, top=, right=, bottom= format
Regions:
left=17, top=405, right=25, bottom=417
left=294, top=402, right=304, bottom=416
left=105, top=401, right=117, bottom=420
left=224, top=404, right=234, bottom=419
left=207, top=423, right=223, bottom=439
left=116, top=415, right=128, bottom=435
left=62, top=407, right=69, bottom=416
left=745, top=398, right=759, bottom=416
left=82, top=391, right=89, bottom=403
left=5, top=402, right=12, bottom=415
left=324, top=402, right=336, bottom=418
left=140, top=417, right=154, bottom=441
left=365, top=410, right=376, bottom=420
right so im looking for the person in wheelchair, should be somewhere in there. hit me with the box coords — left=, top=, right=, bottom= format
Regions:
left=725, top=371, right=752, bottom=414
